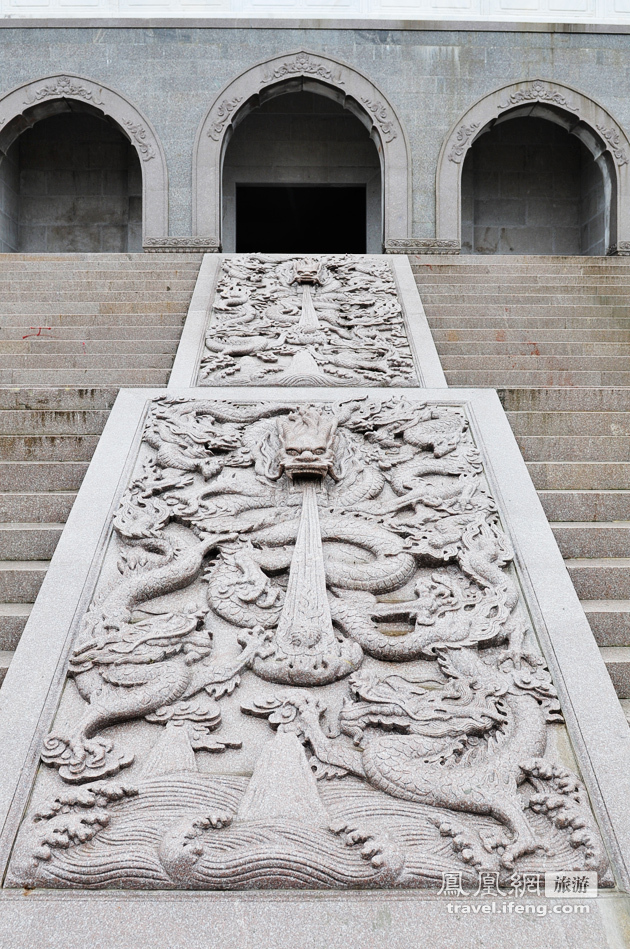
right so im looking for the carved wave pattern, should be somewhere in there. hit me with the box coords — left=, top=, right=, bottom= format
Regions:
left=9, top=773, right=603, bottom=890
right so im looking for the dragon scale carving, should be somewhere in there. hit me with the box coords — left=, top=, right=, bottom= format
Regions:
left=8, top=396, right=610, bottom=891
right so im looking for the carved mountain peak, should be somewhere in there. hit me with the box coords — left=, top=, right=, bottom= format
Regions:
left=236, top=730, right=329, bottom=826
left=141, top=721, right=197, bottom=778
left=277, top=349, right=328, bottom=386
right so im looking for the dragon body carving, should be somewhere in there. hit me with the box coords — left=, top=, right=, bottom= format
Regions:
left=11, top=395, right=610, bottom=890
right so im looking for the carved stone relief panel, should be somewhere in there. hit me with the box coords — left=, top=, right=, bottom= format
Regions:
left=6, top=394, right=611, bottom=892
left=197, top=255, right=419, bottom=388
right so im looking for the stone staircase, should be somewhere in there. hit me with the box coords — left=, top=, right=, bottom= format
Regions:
left=413, top=254, right=630, bottom=716
left=0, top=254, right=202, bottom=682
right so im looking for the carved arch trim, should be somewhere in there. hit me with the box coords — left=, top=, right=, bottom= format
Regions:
left=0, top=74, right=168, bottom=241
left=193, top=50, right=411, bottom=249
left=436, top=79, right=630, bottom=254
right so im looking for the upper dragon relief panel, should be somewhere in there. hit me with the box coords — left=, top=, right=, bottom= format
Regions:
left=196, top=255, right=419, bottom=387
left=7, top=396, right=611, bottom=892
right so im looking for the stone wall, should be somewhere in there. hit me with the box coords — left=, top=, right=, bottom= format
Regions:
left=581, top=146, right=607, bottom=255
left=0, top=26, right=628, bottom=249
left=1, top=112, right=141, bottom=253
left=0, top=148, right=19, bottom=253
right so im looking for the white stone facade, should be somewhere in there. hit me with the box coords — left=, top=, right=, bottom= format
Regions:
left=4, top=2, right=630, bottom=24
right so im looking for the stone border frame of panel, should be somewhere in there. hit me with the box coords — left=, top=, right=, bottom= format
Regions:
left=168, top=254, right=447, bottom=389
left=0, top=387, right=629, bottom=949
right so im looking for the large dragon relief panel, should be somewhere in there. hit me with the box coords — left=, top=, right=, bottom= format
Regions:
left=196, top=255, right=419, bottom=387
left=7, top=395, right=612, bottom=891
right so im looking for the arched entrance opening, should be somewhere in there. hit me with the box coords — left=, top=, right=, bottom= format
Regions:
left=0, top=75, right=169, bottom=249
left=221, top=89, right=381, bottom=253
left=461, top=113, right=611, bottom=255
left=194, top=51, right=411, bottom=251
left=0, top=105, right=142, bottom=252
left=437, top=80, right=630, bottom=255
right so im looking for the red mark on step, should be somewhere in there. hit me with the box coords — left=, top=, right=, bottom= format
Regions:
left=22, top=326, right=52, bottom=339
left=496, top=330, right=506, bottom=341
left=527, top=341, right=541, bottom=356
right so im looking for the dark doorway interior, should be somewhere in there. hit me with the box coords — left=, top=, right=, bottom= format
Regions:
left=236, top=185, right=366, bottom=253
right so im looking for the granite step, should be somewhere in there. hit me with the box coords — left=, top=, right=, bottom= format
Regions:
left=0, top=340, right=180, bottom=355
left=507, top=412, right=630, bottom=437
left=0, top=492, right=76, bottom=522
left=442, top=355, right=630, bottom=371
left=564, top=558, right=630, bottom=600
left=410, top=255, right=630, bottom=270
left=0, top=561, right=48, bottom=602
left=0, top=290, right=193, bottom=303
left=0, top=434, right=102, bottom=462
left=0, top=326, right=182, bottom=341
left=415, top=272, right=630, bottom=286
left=539, top=490, right=630, bottom=522
left=0, top=354, right=173, bottom=370
left=515, top=436, right=630, bottom=462
left=551, top=523, right=630, bottom=559
left=0, top=369, right=170, bottom=386
left=527, top=463, right=630, bottom=490
left=0, top=253, right=202, bottom=268
left=447, top=370, right=630, bottom=386
left=0, top=388, right=118, bottom=411
left=0, top=410, right=109, bottom=436
left=415, top=315, right=630, bottom=328
left=438, top=341, right=630, bottom=356
left=600, top=647, right=630, bottom=699
left=498, top=388, right=630, bottom=412
left=0, top=463, right=89, bottom=492
left=0, top=604, right=30, bottom=651
left=0, top=651, right=12, bottom=687
left=420, top=293, right=630, bottom=305
left=433, top=329, right=630, bottom=342
left=0, top=278, right=197, bottom=290
left=0, top=305, right=189, bottom=319
left=582, top=601, right=630, bottom=647
left=0, top=524, right=64, bottom=560
left=507, top=411, right=630, bottom=437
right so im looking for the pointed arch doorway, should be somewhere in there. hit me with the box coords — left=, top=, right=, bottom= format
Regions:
left=193, top=51, right=411, bottom=253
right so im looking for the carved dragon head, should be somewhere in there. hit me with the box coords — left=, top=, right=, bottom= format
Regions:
left=275, top=406, right=338, bottom=480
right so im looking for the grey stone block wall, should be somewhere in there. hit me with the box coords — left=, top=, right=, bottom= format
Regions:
left=3, top=112, right=141, bottom=253
left=461, top=117, right=604, bottom=255
left=0, top=150, right=19, bottom=253
left=581, top=151, right=607, bottom=255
